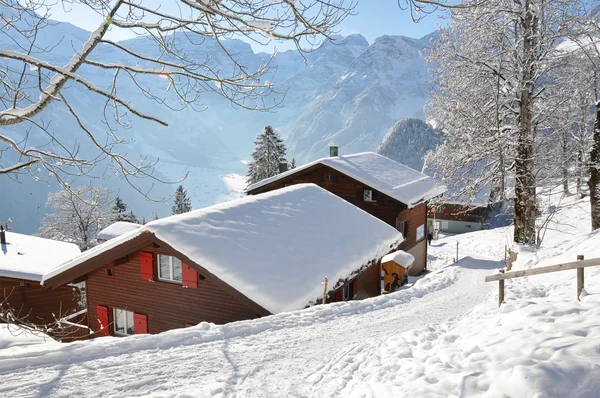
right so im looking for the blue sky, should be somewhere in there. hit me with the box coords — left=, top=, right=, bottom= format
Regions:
left=339, top=2, right=445, bottom=42
left=49, top=1, right=446, bottom=52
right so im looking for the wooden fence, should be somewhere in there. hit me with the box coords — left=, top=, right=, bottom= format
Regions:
left=485, top=255, right=600, bottom=307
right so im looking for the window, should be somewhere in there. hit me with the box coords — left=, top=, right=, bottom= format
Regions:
left=113, top=308, right=134, bottom=336
left=416, top=224, right=425, bottom=240
left=397, top=220, right=408, bottom=237
left=106, top=268, right=114, bottom=277
left=158, top=254, right=182, bottom=283
left=320, top=174, right=338, bottom=183
left=342, top=280, right=356, bottom=301
left=364, top=189, right=376, bottom=202
left=343, top=284, right=351, bottom=301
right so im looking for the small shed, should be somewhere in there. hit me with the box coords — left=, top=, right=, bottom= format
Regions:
left=380, top=250, right=415, bottom=293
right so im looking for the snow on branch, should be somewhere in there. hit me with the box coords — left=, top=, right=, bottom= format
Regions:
left=0, top=0, right=355, bottom=199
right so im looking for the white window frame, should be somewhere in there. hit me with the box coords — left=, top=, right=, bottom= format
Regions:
left=416, top=224, right=425, bottom=240
left=157, top=254, right=183, bottom=283
left=364, top=189, right=375, bottom=202
left=113, top=308, right=135, bottom=336
left=343, top=284, right=351, bottom=301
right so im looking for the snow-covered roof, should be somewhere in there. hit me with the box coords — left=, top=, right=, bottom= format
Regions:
left=0, top=232, right=81, bottom=282
left=247, top=152, right=446, bottom=207
left=43, top=184, right=403, bottom=313
left=97, top=221, right=142, bottom=241
left=381, top=250, right=415, bottom=269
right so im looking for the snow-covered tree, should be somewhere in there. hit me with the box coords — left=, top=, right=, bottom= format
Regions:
left=37, top=186, right=113, bottom=250
left=246, top=126, right=287, bottom=186
left=561, top=19, right=600, bottom=231
left=172, top=185, right=193, bottom=215
left=290, top=158, right=297, bottom=170
left=0, top=0, right=354, bottom=194
left=425, top=0, right=584, bottom=245
left=112, top=195, right=138, bottom=224
left=377, top=118, right=441, bottom=171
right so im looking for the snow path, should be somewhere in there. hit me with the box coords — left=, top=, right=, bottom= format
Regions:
left=0, top=256, right=499, bottom=397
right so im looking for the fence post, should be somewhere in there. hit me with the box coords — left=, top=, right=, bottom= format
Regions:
left=456, top=241, right=459, bottom=264
left=577, top=255, right=584, bottom=301
left=498, top=269, right=505, bottom=307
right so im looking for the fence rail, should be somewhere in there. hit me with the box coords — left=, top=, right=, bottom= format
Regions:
left=485, top=255, right=600, bottom=306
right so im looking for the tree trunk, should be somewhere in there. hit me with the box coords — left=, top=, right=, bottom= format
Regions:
left=514, top=1, right=538, bottom=245
left=590, top=102, right=600, bottom=230
left=562, top=128, right=569, bottom=195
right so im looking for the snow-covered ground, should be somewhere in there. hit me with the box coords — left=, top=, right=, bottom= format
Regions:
left=2, top=190, right=600, bottom=397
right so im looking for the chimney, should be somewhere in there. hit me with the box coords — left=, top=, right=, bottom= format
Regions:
left=279, top=160, right=288, bottom=173
left=0, top=225, right=5, bottom=245
left=329, top=144, right=339, bottom=157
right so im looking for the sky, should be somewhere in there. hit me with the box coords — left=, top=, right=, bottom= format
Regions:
left=47, top=1, right=447, bottom=53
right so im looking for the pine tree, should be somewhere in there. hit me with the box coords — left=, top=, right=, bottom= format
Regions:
left=247, top=125, right=287, bottom=186
left=172, top=185, right=193, bottom=215
left=112, top=195, right=138, bottom=223
left=290, top=158, right=296, bottom=169
left=153, top=212, right=159, bottom=221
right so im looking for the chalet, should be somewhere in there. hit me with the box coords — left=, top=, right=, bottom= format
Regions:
left=42, top=184, right=403, bottom=338
left=0, top=228, right=83, bottom=336
left=428, top=202, right=491, bottom=234
left=97, top=221, right=141, bottom=242
left=246, top=150, right=446, bottom=275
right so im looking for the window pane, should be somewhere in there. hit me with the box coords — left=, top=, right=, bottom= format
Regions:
left=173, top=257, right=182, bottom=281
left=158, top=254, right=170, bottom=279
left=126, top=311, right=134, bottom=335
left=114, top=309, right=125, bottom=334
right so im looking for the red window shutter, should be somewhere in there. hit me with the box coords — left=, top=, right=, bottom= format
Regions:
left=134, top=313, right=148, bottom=334
left=353, top=279, right=358, bottom=297
left=182, top=263, right=198, bottom=288
left=140, top=251, right=154, bottom=281
left=96, top=305, right=109, bottom=336
left=334, top=290, right=343, bottom=302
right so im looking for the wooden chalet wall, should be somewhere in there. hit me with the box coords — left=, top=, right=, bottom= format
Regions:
left=0, top=277, right=83, bottom=332
left=396, top=204, right=428, bottom=275
left=86, top=243, right=265, bottom=337
left=249, top=164, right=429, bottom=275
left=428, top=203, right=489, bottom=224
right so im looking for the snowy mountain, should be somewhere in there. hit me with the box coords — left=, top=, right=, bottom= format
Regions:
left=285, top=34, right=434, bottom=162
left=0, top=13, right=433, bottom=233
left=377, top=118, right=441, bottom=171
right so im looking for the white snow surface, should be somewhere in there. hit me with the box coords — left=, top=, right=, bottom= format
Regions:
left=43, top=184, right=402, bottom=313
left=5, top=186, right=600, bottom=397
left=247, top=152, right=446, bottom=207
left=381, top=250, right=415, bottom=268
left=96, top=221, right=141, bottom=241
left=0, top=232, right=80, bottom=281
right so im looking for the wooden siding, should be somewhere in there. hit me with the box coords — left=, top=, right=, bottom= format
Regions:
left=428, top=203, right=489, bottom=223
left=353, top=263, right=380, bottom=300
left=0, top=277, right=83, bottom=334
left=86, top=243, right=265, bottom=337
